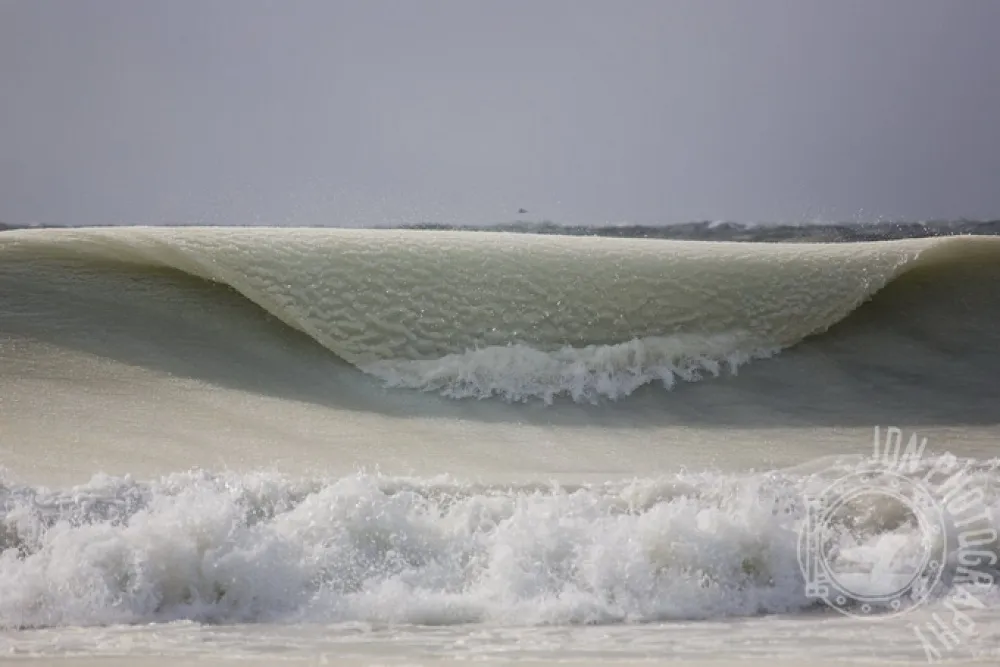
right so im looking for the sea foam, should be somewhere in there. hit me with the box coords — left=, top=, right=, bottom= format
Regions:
left=3, top=460, right=998, bottom=629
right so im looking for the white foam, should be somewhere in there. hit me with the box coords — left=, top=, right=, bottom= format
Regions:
left=363, top=333, right=779, bottom=403
left=3, top=461, right=997, bottom=629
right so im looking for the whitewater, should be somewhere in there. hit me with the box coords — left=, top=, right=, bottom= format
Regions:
left=2, top=226, right=1000, bottom=666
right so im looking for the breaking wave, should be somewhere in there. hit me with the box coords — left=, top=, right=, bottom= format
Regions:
left=2, top=455, right=998, bottom=630
left=2, top=227, right=998, bottom=403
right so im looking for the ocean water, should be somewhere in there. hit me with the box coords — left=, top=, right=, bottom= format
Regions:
left=2, top=224, right=1000, bottom=665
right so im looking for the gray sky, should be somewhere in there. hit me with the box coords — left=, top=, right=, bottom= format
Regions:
left=1, top=0, right=999, bottom=226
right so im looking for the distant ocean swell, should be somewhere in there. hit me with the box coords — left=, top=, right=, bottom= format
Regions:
left=3, top=226, right=998, bottom=403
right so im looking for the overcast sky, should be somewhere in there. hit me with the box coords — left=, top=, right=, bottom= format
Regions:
left=1, top=0, right=998, bottom=226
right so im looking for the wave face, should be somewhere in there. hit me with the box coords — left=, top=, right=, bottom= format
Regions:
left=3, top=458, right=999, bottom=630
left=4, top=227, right=998, bottom=403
